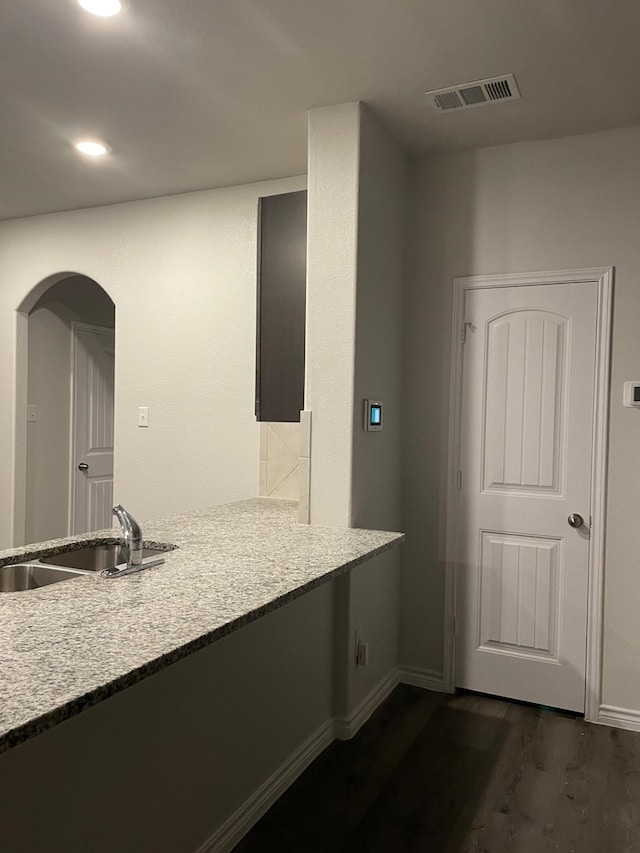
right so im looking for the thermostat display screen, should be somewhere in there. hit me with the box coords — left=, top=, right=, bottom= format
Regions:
left=623, top=382, right=640, bottom=408
left=364, top=400, right=383, bottom=431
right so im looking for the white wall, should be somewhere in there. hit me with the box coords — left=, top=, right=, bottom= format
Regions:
left=26, top=276, right=115, bottom=542
left=305, top=103, right=360, bottom=529
left=349, top=105, right=406, bottom=709
left=402, top=123, right=640, bottom=712
left=0, top=175, right=305, bottom=549
left=306, top=103, right=405, bottom=719
left=306, top=101, right=406, bottom=534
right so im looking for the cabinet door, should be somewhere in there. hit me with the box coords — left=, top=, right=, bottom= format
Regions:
left=256, top=190, right=307, bottom=422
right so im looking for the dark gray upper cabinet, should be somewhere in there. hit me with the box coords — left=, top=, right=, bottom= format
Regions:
left=256, top=190, right=307, bottom=423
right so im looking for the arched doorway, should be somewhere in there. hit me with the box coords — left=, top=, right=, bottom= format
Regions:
left=16, top=273, right=115, bottom=543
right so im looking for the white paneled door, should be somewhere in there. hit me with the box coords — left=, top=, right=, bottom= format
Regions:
left=456, top=281, right=598, bottom=712
left=71, top=324, right=115, bottom=535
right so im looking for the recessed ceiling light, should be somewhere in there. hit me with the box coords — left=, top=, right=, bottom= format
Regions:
left=78, top=0, right=122, bottom=17
left=75, top=139, right=112, bottom=157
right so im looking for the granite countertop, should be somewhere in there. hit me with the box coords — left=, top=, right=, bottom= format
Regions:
left=0, top=499, right=403, bottom=755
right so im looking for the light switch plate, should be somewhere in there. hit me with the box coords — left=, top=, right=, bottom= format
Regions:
left=138, top=406, right=149, bottom=428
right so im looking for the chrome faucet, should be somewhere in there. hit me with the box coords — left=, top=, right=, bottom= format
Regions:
left=112, top=504, right=143, bottom=567
left=101, top=504, right=164, bottom=578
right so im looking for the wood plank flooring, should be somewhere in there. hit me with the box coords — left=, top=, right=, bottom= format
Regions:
left=234, top=685, right=640, bottom=852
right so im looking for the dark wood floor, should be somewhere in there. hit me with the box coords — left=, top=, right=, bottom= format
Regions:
left=235, top=685, right=640, bottom=853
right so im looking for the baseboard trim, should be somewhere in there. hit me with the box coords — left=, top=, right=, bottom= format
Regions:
left=597, top=704, right=640, bottom=733
left=196, top=718, right=334, bottom=853
left=196, top=665, right=451, bottom=851
left=398, top=665, right=449, bottom=693
left=334, top=667, right=400, bottom=740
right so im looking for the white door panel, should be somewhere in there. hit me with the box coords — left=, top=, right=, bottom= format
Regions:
left=456, top=282, right=597, bottom=712
left=483, top=311, right=566, bottom=494
left=72, top=325, right=115, bottom=535
left=478, top=532, right=560, bottom=659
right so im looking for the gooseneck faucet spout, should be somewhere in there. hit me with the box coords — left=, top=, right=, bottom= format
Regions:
left=112, top=504, right=143, bottom=567
left=101, top=504, right=165, bottom=579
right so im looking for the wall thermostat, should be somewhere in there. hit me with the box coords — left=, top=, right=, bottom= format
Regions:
left=364, top=400, right=383, bottom=432
left=623, top=382, right=640, bottom=408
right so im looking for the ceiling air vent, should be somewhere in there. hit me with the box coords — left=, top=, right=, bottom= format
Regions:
left=427, top=74, right=520, bottom=113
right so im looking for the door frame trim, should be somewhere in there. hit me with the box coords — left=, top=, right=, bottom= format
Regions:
left=69, top=321, right=116, bottom=536
left=444, top=267, right=613, bottom=721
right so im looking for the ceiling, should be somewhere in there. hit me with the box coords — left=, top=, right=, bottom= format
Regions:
left=3, top=0, right=640, bottom=220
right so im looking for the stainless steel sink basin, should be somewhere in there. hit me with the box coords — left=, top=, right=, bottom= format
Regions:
left=0, top=563, right=82, bottom=593
left=41, top=543, right=171, bottom=572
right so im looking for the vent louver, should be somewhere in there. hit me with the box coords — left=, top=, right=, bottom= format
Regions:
left=427, top=74, right=520, bottom=113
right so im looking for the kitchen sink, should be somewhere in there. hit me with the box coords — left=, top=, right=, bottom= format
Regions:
left=41, top=543, right=172, bottom=573
left=1, top=543, right=175, bottom=592
left=0, top=563, right=82, bottom=593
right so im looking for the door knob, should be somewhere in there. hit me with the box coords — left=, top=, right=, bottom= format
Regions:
left=567, top=513, right=584, bottom=529
left=78, top=462, right=89, bottom=471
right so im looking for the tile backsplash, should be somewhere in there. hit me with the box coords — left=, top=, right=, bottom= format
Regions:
left=259, top=413, right=312, bottom=523
left=259, top=422, right=300, bottom=501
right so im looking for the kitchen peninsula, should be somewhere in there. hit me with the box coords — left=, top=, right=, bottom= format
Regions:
left=0, top=498, right=403, bottom=755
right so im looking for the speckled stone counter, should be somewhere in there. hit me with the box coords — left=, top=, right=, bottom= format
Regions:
left=0, top=499, right=403, bottom=754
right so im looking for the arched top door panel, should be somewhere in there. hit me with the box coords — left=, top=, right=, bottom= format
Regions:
left=482, top=309, right=569, bottom=496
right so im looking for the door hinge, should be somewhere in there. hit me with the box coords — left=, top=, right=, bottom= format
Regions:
left=462, top=321, right=476, bottom=343
left=457, top=470, right=463, bottom=490
left=452, top=616, right=457, bottom=638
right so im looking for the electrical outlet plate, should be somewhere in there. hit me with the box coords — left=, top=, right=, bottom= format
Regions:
left=356, top=640, right=369, bottom=667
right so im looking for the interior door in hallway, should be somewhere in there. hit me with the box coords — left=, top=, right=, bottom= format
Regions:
left=71, top=324, right=115, bottom=535
left=455, top=281, right=598, bottom=712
